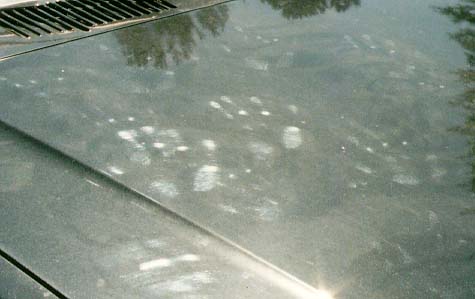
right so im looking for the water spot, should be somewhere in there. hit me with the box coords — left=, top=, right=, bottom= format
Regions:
left=150, top=180, right=179, bottom=198
left=402, top=141, right=408, bottom=146
left=130, top=151, right=151, bottom=166
left=193, top=165, right=220, bottom=192
left=260, top=110, right=271, bottom=116
left=397, top=245, right=413, bottom=264
left=366, top=147, right=374, bottom=154
left=139, top=258, right=173, bottom=271
left=348, top=182, right=358, bottom=188
left=256, top=35, right=262, bottom=40
left=425, top=154, right=438, bottom=161
left=165, top=71, right=175, bottom=76
left=107, top=166, right=124, bottom=175
left=225, top=113, right=234, bottom=119
left=238, top=110, right=249, bottom=116
left=356, top=165, right=373, bottom=174
left=14, top=83, right=22, bottom=88
left=57, top=77, right=64, bottom=81
left=160, top=272, right=214, bottom=292
left=429, top=210, right=439, bottom=228
left=176, top=146, right=189, bottom=152
left=245, top=58, right=268, bottom=71
left=162, top=129, right=180, bottom=139
left=344, top=35, right=359, bottom=48
left=439, top=85, right=445, bottom=89
left=35, top=92, right=47, bottom=98
left=234, top=26, right=243, bottom=32
left=388, top=71, right=404, bottom=79
left=128, top=117, right=135, bottom=121
left=273, top=38, right=279, bottom=42
left=431, top=168, right=447, bottom=179
left=219, top=204, right=238, bottom=214
left=177, top=254, right=200, bottom=262
left=118, top=130, right=137, bottom=141
left=165, top=280, right=194, bottom=292
left=276, top=51, right=295, bottom=68
left=250, top=96, right=263, bottom=105
left=392, top=174, right=419, bottom=185
left=245, top=169, right=252, bottom=173
left=190, top=272, right=214, bottom=284
left=202, top=139, right=216, bottom=151
left=145, top=239, right=164, bottom=248
left=288, top=105, right=298, bottom=114
left=382, top=142, right=389, bottom=148
left=209, top=101, right=221, bottom=109
left=222, top=45, right=231, bottom=53
left=228, top=174, right=236, bottom=179
left=85, top=179, right=100, bottom=187
left=282, top=126, right=303, bottom=149
left=108, top=118, right=116, bottom=123
left=385, top=39, right=396, bottom=47
left=140, top=126, right=155, bottom=134
left=220, top=95, right=232, bottom=103
left=153, top=142, right=165, bottom=149
left=96, top=278, right=105, bottom=288
left=385, top=155, right=398, bottom=164
left=347, top=136, right=360, bottom=146
left=389, top=49, right=396, bottom=54
left=248, top=141, right=274, bottom=160
left=29, top=80, right=37, bottom=84
left=0, top=76, right=6, bottom=81
left=254, top=200, right=279, bottom=221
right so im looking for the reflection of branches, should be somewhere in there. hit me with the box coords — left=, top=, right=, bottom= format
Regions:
left=196, top=6, right=229, bottom=37
left=438, top=1, right=475, bottom=24
left=115, top=6, right=229, bottom=68
left=261, top=0, right=360, bottom=19
left=438, top=1, right=475, bottom=192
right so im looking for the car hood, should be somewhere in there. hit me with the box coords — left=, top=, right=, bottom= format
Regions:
left=0, top=0, right=474, bottom=298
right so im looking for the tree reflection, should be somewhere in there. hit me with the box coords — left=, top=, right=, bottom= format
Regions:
left=261, top=0, right=360, bottom=19
left=115, top=5, right=229, bottom=68
left=438, top=1, right=475, bottom=192
left=115, top=0, right=362, bottom=68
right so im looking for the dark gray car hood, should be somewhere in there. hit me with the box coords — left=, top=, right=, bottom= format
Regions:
left=0, top=0, right=474, bottom=298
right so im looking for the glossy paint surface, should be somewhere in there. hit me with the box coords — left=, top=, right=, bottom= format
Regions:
left=0, top=0, right=475, bottom=298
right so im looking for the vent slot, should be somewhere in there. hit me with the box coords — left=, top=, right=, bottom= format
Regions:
left=0, top=0, right=177, bottom=38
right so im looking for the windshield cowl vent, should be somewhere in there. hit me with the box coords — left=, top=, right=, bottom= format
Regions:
left=0, top=0, right=177, bottom=38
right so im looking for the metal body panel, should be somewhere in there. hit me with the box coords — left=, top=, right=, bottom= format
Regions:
left=0, top=0, right=474, bottom=298
left=0, top=124, right=314, bottom=298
